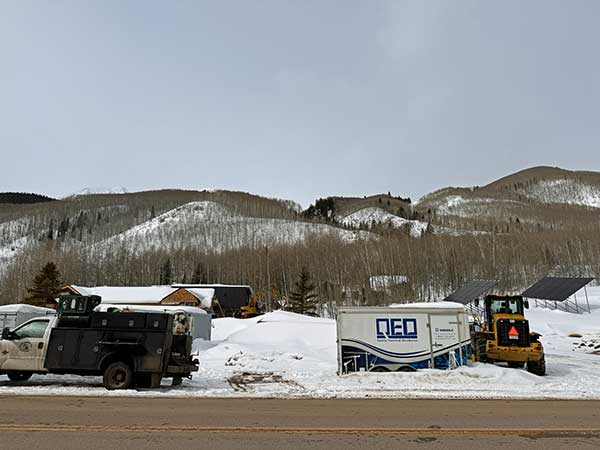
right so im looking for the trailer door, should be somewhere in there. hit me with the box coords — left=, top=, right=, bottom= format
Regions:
left=428, top=314, right=460, bottom=368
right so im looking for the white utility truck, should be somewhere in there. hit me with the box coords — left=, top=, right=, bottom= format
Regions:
left=0, top=295, right=198, bottom=389
left=337, top=302, right=471, bottom=373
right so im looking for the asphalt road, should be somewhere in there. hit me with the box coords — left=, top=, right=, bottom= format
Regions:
left=1, top=396, right=600, bottom=449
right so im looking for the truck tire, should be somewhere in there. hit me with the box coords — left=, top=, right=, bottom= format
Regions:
left=172, top=376, right=183, bottom=386
left=526, top=357, right=546, bottom=376
left=6, top=371, right=33, bottom=382
left=103, top=362, right=133, bottom=390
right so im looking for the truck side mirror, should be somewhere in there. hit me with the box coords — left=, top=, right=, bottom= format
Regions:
left=1, top=327, right=11, bottom=340
left=474, top=298, right=479, bottom=307
left=524, top=300, right=529, bottom=309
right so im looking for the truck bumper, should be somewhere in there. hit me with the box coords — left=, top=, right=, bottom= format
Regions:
left=486, top=342, right=544, bottom=362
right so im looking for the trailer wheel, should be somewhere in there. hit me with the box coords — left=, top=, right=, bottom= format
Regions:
left=6, top=371, right=32, bottom=382
left=369, top=366, right=390, bottom=372
left=103, top=362, right=133, bottom=390
left=526, top=357, right=546, bottom=376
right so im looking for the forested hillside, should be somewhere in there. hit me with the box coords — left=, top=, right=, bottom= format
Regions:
left=1, top=166, right=600, bottom=308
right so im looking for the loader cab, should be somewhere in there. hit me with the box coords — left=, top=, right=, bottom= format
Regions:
left=484, top=295, right=528, bottom=326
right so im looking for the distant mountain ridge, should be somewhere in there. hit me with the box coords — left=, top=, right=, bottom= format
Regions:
left=0, top=192, right=56, bottom=205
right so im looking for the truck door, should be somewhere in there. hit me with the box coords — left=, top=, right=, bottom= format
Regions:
left=1, top=319, right=51, bottom=372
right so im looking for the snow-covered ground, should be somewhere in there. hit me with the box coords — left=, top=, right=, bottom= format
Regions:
left=2, top=288, right=600, bottom=399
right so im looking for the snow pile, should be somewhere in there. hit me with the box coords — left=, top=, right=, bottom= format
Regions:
left=102, top=201, right=372, bottom=253
left=522, top=179, right=600, bottom=208
left=4, top=289, right=600, bottom=399
left=341, top=208, right=428, bottom=237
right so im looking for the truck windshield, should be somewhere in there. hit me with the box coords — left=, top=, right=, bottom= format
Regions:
left=489, top=299, right=522, bottom=315
left=13, top=320, right=50, bottom=339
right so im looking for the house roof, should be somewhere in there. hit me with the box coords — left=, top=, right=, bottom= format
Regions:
left=184, top=288, right=215, bottom=309
left=0, top=304, right=56, bottom=314
left=67, top=285, right=178, bottom=305
left=172, top=283, right=252, bottom=292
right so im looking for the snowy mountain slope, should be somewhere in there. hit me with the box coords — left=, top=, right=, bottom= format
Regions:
left=340, top=207, right=429, bottom=237
left=65, top=187, right=128, bottom=198
left=340, top=207, right=485, bottom=236
left=416, top=167, right=600, bottom=228
left=101, top=201, right=373, bottom=253
left=0, top=218, right=35, bottom=274
left=521, top=179, right=600, bottom=208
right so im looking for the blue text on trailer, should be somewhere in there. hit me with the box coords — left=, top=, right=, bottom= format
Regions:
left=376, top=318, right=418, bottom=340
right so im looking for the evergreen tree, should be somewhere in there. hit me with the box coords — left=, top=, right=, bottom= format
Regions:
left=288, top=267, right=318, bottom=316
left=24, top=262, right=62, bottom=307
left=159, top=258, right=173, bottom=285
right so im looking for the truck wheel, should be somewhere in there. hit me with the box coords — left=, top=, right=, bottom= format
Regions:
left=172, top=376, right=183, bottom=386
left=526, top=357, right=546, bottom=376
left=6, top=371, right=33, bottom=382
left=508, top=361, right=525, bottom=368
left=103, top=362, right=133, bottom=390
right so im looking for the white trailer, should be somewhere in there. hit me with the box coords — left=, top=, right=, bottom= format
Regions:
left=337, top=302, right=471, bottom=373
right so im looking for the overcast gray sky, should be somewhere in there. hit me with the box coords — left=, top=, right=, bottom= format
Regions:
left=1, top=1, right=599, bottom=206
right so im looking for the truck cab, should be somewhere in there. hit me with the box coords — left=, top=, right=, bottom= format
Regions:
left=0, top=316, right=56, bottom=380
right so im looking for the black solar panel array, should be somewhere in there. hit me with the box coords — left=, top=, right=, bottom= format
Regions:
left=443, top=280, right=498, bottom=305
left=521, top=277, right=594, bottom=302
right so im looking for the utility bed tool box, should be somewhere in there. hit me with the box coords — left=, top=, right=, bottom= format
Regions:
left=45, top=315, right=175, bottom=373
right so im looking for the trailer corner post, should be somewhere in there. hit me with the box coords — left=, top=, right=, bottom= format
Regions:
left=427, top=313, right=434, bottom=369
left=336, top=310, right=342, bottom=375
left=456, top=312, right=463, bottom=367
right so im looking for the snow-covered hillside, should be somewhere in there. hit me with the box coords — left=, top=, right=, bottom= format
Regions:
left=65, top=187, right=128, bottom=198
left=102, top=201, right=372, bottom=253
left=0, top=218, right=34, bottom=274
left=341, top=207, right=429, bottom=237
left=522, top=179, right=600, bottom=208
left=341, top=207, right=485, bottom=236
